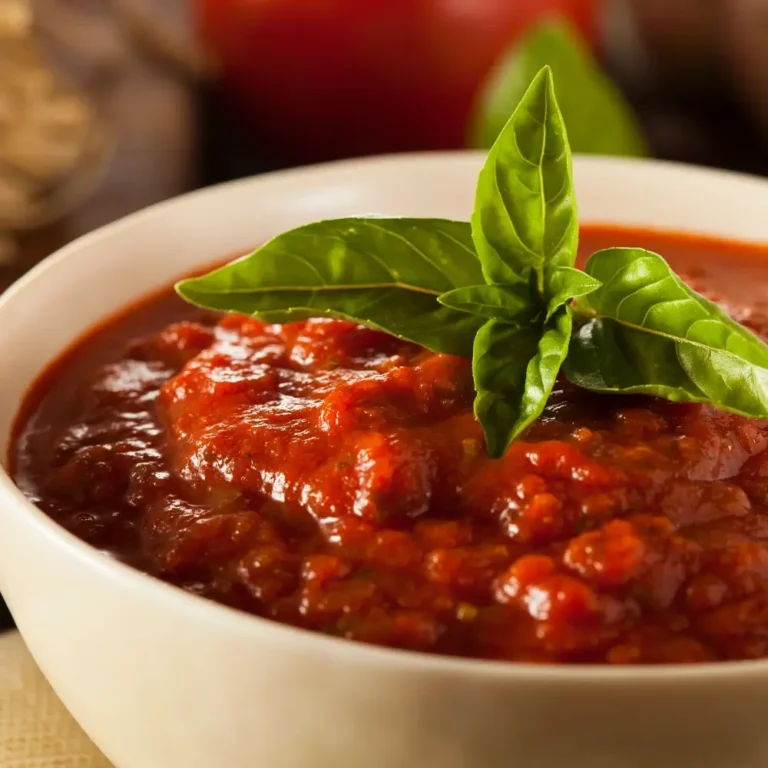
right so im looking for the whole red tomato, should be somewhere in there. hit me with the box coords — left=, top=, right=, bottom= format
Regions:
left=198, top=0, right=599, bottom=164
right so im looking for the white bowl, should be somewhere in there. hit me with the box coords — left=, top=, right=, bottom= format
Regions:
left=2, top=153, right=768, bottom=768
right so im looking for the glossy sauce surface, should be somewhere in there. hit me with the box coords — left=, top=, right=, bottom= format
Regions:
left=12, top=227, right=768, bottom=664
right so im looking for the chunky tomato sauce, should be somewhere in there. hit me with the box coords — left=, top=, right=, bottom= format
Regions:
left=12, top=227, right=768, bottom=664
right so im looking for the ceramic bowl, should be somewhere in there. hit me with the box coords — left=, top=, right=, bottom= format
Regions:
left=2, top=154, right=768, bottom=768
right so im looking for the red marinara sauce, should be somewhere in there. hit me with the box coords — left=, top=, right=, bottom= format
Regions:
left=11, top=227, right=768, bottom=665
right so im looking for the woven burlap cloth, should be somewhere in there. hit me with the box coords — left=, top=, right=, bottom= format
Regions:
left=0, top=632, right=112, bottom=767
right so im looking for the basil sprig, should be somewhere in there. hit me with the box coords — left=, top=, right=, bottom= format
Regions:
left=473, top=309, right=573, bottom=458
left=472, top=64, right=578, bottom=293
left=565, top=248, right=768, bottom=417
left=177, top=217, right=485, bottom=356
left=177, top=67, right=768, bottom=458
left=462, top=67, right=584, bottom=453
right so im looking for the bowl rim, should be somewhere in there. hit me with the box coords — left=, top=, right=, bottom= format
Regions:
left=4, top=150, right=768, bottom=684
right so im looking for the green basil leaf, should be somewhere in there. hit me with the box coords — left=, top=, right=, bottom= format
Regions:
left=473, top=307, right=572, bottom=458
left=176, top=217, right=485, bottom=356
left=545, top=265, right=602, bottom=320
left=469, top=19, right=648, bottom=158
left=565, top=248, right=768, bottom=417
left=471, top=65, right=578, bottom=295
left=438, top=283, right=533, bottom=322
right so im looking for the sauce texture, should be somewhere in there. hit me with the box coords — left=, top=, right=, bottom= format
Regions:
left=12, top=227, right=768, bottom=664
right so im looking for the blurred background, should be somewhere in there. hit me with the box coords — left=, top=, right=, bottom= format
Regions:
left=2, top=0, right=768, bottom=631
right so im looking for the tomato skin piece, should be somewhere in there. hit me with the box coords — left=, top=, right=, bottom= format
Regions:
left=196, top=0, right=600, bottom=164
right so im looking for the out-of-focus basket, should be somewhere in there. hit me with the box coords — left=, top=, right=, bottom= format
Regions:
left=0, top=0, right=112, bottom=261
left=0, top=0, right=213, bottom=266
